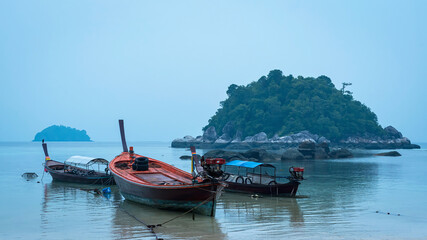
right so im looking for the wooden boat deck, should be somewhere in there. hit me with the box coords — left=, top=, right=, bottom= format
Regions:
left=135, top=173, right=190, bottom=185
left=113, top=152, right=197, bottom=187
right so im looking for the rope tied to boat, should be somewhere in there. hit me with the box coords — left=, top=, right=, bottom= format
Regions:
left=118, top=206, right=163, bottom=240
left=157, top=193, right=216, bottom=227
left=118, top=192, right=216, bottom=240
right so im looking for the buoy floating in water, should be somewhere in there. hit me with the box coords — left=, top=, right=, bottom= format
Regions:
left=22, top=172, right=38, bottom=180
left=102, top=187, right=111, bottom=194
left=102, top=187, right=111, bottom=199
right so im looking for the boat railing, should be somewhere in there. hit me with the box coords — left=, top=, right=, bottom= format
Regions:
left=247, top=172, right=275, bottom=185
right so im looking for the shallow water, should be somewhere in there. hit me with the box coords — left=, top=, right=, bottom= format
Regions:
left=1, top=142, right=426, bottom=239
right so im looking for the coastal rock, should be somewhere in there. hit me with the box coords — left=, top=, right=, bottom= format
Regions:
left=171, top=126, right=419, bottom=150
left=215, top=132, right=232, bottom=144
left=203, top=150, right=245, bottom=161
left=374, top=151, right=401, bottom=157
left=222, top=122, right=236, bottom=138
left=329, top=148, right=353, bottom=158
left=384, top=126, right=403, bottom=139
left=172, top=135, right=196, bottom=143
left=298, top=140, right=316, bottom=159
left=225, top=142, right=251, bottom=150
left=231, top=130, right=242, bottom=143
left=243, top=132, right=268, bottom=142
left=194, top=136, right=204, bottom=142
left=183, top=135, right=195, bottom=141
left=314, top=147, right=329, bottom=159
left=171, top=135, right=197, bottom=148
left=203, top=126, right=218, bottom=142
left=253, top=132, right=268, bottom=142
left=214, top=137, right=231, bottom=144
left=298, top=140, right=316, bottom=150
left=270, top=134, right=280, bottom=142
left=179, top=154, right=201, bottom=160
left=403, top=144, right=421, bottom=149
left=242, top=148, right=277, bottom=161
left=214, top=122, right=235, bottom=144
left=340, top=135, right=419, bottom=149
left=317, top=136, right=330, bottom=144
left=279, top=136, right=293, bottom=143
left=318, top=142, right=330, bottom=153
left=292, top=131, right=317, bottom=143
left=281, top=148, right=305, bottom=160
left=204, top=149, right=278, bottom=161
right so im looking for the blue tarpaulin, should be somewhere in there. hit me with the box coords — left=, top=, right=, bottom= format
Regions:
left=225, top=160, right=264, bottom=168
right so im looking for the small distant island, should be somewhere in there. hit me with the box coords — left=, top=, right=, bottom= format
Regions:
left=172, top=69, right=420, bottom=150
left=33, top=125, right=91, bottom=142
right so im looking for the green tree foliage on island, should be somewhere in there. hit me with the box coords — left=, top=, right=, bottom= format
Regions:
left=33, top=125, right=91, bottom=141
left=204, top=70, right=385, bottom=141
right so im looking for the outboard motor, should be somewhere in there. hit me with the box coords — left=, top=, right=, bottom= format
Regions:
left=289, top=167, right=304, bottom=181
left=200, top=157, right=226, bottom=178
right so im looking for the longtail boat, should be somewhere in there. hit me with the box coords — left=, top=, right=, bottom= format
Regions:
left=220, top=160, right=303, bottom=196
left=109, top=120, right=225, bottom=216
left=41, top=141, right=115, bottom=185
left=190, top=147, right=304, bottom=197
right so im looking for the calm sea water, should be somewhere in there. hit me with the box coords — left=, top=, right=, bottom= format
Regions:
left=1, top=142, right=426, bottom=240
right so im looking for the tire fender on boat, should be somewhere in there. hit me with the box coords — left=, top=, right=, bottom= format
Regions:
left=235, top=176, right=244, bottom=184
left=268, top=180, right=277, bottom=185
left=222, top=173, right=230, bottom=181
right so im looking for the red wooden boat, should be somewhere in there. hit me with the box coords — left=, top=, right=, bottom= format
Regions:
left=109, top=120, right=225, bottom=216
left=42, top=141, right=115, bottom=185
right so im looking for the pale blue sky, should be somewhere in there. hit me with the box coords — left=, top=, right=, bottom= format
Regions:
left=1, top=0, right=426, bottom=142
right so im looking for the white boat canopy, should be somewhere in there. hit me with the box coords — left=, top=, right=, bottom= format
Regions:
left=64, top=156, right=109, bottom=168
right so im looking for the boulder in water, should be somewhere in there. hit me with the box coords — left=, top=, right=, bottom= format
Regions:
left=242, top=148, right=277, bottom=161
left=281, top=148, right=305, bottom=160
left=203, top=126, right=218, bottom=142
left=329, top=148, right=353, bottom=158
left=374, top=151, right=401, bottom=157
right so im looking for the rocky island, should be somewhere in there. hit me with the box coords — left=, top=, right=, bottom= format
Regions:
left=172, top=70, right=419, bottom=150
left=33, top=125, right=91, bottom=141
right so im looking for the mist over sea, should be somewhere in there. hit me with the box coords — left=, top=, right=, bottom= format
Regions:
left=1, top=142, right=426, bottom=239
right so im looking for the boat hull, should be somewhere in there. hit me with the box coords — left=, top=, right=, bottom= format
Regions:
left=45, top=160, right=115, bottom=185
left=113, top=174, right=219, bottom=216
left=224, top=181, right=300, bottom=196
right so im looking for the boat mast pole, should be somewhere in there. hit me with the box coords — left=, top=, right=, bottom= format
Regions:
left=190, top=146, right=195, bottom=176
left=42, top=139, right=50, bottom=160
left=119, top=119, right=128, bottom=152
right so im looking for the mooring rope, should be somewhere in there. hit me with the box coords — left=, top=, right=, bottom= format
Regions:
left=115, top=191, right=216, bottom=240
left=157, top=193, right=216, bottom=226
left=40, top=170, right=46, bottom=182
left=118, top=206, right=163, bottom=240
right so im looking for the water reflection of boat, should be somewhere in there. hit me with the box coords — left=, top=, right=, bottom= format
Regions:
left=40, top=182, right=123, bottom=239
left=41, top=141, right=115, bottom=185
left=112, top=200, right=227, bottom=240
left=219, top=193, right=304, bottom=227
left=109, top=120, right=225, bottom=216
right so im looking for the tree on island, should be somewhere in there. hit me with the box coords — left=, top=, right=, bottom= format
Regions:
left=33, top=125, right=91, bottom=142
left=204, top=70, right=385, bottom=141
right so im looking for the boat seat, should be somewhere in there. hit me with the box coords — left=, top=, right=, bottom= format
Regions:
left=247, top=172, right=275, bottom=185
left=135, top=173, right=191, bottom=185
